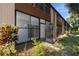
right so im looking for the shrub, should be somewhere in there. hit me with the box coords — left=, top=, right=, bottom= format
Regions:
left=0, top=23, right=18, bottom=45
left=0, top=24, right=18, bottom=56
left=31, top=38, right=40, bottom=46
left=71, top=25, right=79, bottom=32
left=31, top=38, right=44, bottom=56
left=0, top=42, right=16, bottom=56
left=32, top=44, right=44, bottom=56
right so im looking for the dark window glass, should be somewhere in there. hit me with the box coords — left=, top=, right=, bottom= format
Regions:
left=44, top=4, right=50, bottom=15
left=36, top=3, right=44, bottom=11
left=30, top=26, right=39, bottom=39
left=33, top=3, right=50, bottom=15
left=46, top=21, right=51, bottom=39
left=57, top=25, right=62, bottom=34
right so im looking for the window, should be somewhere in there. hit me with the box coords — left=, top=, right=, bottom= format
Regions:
left=57, top=15, right=62, bottom=23
left=46, top=21, right=52, bottom=42
left=40, top=19, right=45, bottom=23
left=44, top=4, right=50, bottom=15
left=46, top=21, right=51, bottom=39
left=32, top=3, right=50, bottom=15
left=30, top=27, right=39, bottom=39
left=16, top=11, right=30, bottom=43
left=16, top=11, right=52, bottom=43
left=30, top=16, right=39, bottom=39
left=31, top=16, right=39, bottom=26
left=35, top=3, right=44, bottom=11
left=16, top=11, right=40, bottom=43
left=57, top=25, right=62, bottom=34
left=40, top=19, right=46, bottom=40
left=17, top=29, right=30, bottom=43
left=40, top=24, right=45, bottom=39
left=16, top=11, right=30, bottom=28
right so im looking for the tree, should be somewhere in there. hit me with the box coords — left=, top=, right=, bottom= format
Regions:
left=66, top=3, right=79, bottom=17
left=66, top=4, right=79, bottom=26
left=66, top=16, right=76, bottom=24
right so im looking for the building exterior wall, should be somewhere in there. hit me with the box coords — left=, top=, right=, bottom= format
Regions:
left=62, top=20, right=65, bottom=34
left=50, top=6, right=68, bottom=42
left=15, top=3, right=50, bottom=21
left=15, top=3, right=52, bottom=43
left=51, top=8, right=57, bottom=42
left=0, top=3, right=70, bottom=44
left=0, top=3, right=15, bottom=26
left=56, top=15, right=62, bottom=36
left=15, top=3, right=70, bottom=43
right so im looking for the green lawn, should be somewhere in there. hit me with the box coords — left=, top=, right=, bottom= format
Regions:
left=51, top=31, right=79, bottom=56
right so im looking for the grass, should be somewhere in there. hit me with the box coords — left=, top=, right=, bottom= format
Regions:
left=51, top=31, right=79, bottom=56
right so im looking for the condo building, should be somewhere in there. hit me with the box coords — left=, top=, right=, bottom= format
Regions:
left=0, top=3, right=70, bottom=44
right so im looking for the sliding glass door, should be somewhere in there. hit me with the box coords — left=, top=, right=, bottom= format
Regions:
left=46, top=21, right=51, bottom=42
left=16, top=11, right=40, bottom=43
left=40, top=19, right=46, bottom=40
left=16, top=11, right=30, bottom=43
left=30, top=16, right=39, bottom=40
left=16, top=11, right=52, bottom=43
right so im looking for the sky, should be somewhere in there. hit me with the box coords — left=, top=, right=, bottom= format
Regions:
left=51, top=3, right=70, bottom=20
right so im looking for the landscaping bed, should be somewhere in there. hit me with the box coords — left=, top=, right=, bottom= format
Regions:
left=24, top=32, right=79, bottom=56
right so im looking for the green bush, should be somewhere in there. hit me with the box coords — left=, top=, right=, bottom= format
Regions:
left=0, top=24, right=18, bottom=56
left=71, top=25, right=79, bottom=32
left=0, top=24, right=18, bottom=45
left=31, top=38, right=44, bottom=56
left=0, top=42, right=17, bottom=56
left=32, top=44, right=44, bottom=56
left=31, top=38, right=40, bottom=46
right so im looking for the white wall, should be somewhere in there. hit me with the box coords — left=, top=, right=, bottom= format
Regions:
left=0, top=3, right=15, bottom=26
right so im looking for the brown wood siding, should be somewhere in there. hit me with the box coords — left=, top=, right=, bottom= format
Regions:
left=57, top=20, right=62, bottom=26
left=15, top=3, right=50, bottom=21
